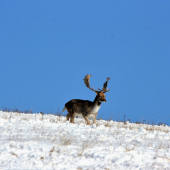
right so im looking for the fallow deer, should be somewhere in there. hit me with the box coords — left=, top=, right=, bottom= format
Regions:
left=62, top=74, right=110, bottom=125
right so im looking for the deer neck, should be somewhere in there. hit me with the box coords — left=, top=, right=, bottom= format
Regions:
left=91, top=95, right=101, bottom=114
left=93, top=95, right=102, bottom=106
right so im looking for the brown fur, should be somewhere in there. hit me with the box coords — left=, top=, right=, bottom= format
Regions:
left=63, top=92, right=106, bottom=125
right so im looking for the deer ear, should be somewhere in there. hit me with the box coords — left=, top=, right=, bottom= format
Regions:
left=95, top=91, right=98, bottom=95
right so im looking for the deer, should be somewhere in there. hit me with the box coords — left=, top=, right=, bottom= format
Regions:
left=62, top=74, right=110, bottom=125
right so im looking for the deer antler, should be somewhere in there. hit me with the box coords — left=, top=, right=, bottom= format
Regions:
left=102, top=77, right=111, bottom=92
left=84, top=74, right=110, bottom=93
left=97, top=77, right=111, bottom=92
left=83, top=74, right=99, bottom=92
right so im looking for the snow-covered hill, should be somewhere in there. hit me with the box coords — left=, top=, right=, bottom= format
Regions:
left=0, top=111, right=170, bottom=170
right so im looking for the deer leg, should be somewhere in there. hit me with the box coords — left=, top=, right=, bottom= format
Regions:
left=67, top=114, right=69, bottom=121
left=70, top=117, right=73, bottom=123
left=84, top=116, right=90, bottom=125
left=70, top=108, right=75, bottom=123
left=70, top=115, right=75, bottom=123
left=93, top=114, right=97, bottom=125
left=70, top=115, right=74, bottom=123
left=93, top=118, right=96, bottom=125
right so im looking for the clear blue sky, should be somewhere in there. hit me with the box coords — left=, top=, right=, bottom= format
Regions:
left=0, top=1, right=170, bottom=125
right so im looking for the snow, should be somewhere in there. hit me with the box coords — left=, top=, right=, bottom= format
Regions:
left=138, top=127, right=147, bottom=133
left=0, top=111, right=170, bottom=169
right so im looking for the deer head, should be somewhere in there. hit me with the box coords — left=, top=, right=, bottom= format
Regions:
left=83, top=74, right=110, bottom=102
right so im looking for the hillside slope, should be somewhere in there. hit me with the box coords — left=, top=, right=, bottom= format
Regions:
left=0, top=111, right=170, bottom=169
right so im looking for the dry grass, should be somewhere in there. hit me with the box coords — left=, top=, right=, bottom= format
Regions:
left=60, top=138, right=72, bottom=146
left=77, top=140, right=96, bottom=156
left=49, top=146, right=55, bottom=157
left=10, top=151, right=18, bottom=157
left=0, top=109, right=169, bottom=134
left=100, top=120, right=170, bottom=133
left=77, top=143, right=88, bottom=156
left=125, top=145, right=135, bottom=152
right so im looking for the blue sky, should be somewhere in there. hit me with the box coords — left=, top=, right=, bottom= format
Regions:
left=0, top=1, right=170, bottom=125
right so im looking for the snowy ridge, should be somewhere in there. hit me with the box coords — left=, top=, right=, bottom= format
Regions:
left=0, top=111, right=170, bottom=169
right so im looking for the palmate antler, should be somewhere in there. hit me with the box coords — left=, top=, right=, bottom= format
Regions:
left=83, top=74, right=99, bottom=93
left=83, top=74, right=110, bottom=93
left=101, top=77, right=111, bottom=92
